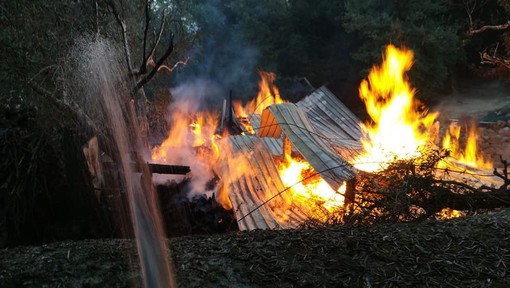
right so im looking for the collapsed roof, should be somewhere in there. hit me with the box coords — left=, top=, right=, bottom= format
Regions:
left=218, top=86, right=362, bottom=230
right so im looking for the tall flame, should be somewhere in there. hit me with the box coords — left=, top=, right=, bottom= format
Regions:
left=150, top=99, right=220, bottom=197
left=249, top=70, right=283, bottom=115
left=441, top=121, right=492, bottom=168
left=354, top=45, right=438, bottom=172
left=232, top=70, right=284, bottom=135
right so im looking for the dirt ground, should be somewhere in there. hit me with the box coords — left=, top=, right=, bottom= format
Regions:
left=432, top=81, right=510, bottom=120
left=1, top=209, right=509, bottom=288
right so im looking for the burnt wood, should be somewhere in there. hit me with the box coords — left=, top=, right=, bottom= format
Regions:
left=147, top=163, right=190, bottom=175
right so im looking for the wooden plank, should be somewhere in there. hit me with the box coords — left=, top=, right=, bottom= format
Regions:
left=147, top=163, right=190, bottom=175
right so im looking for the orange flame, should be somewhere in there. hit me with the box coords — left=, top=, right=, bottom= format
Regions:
left=151, top=110, right=220, bottom=163
left=248, top=71, right=283, bottom=115
left=232, top=100, right=255, bottom=135
left=436, top=208, right=465, bottom=219
left=150, top=102, right=221, bottom=198
left=231, top=70, right=284, bottom=135
left=278, top=156, right=345, bottom=215
left=353, top=45, right=438, bottom=172
left=441, top=121, right=492, bottom=168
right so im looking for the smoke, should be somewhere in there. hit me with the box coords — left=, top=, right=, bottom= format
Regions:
left=151, top=1, right=266, bottom=199
left=67, top=37, right=176, bottom=287
left=151, top=79, right=222, bottom=199
left=172, top=0, right=260, bottom=105
left=168, top=78, right=222, bottom=111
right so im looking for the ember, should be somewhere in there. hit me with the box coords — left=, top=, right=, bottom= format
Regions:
left=278, top=155, right=345, bottom=214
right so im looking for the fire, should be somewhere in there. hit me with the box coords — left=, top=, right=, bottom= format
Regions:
left=436, top=208, right=465, bottom=219
left=232, top=100, right=255, bottom=135
left=231, top=70, right=285, bottom=135
left=248, top=70, right=283, bottom=115
left=441, top=121, right=492, bottom=169
left=278, top=156, right=345, bottom=214
left=151, top=110, right=220, bottom=163
left=150, top=99, right=221, bottom=198
left=353, top=45, right=438, bottom=172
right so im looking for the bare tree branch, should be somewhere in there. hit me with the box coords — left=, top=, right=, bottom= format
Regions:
left=148, top=10, right=167, bottom=66
left=156, top=57, right=189, bottom=73
left=468, top=20, right=510, bottom=35
left=463, top=0, right=489, bottom=32
left=494, top=156, right=510, bottom=189
left=135, top=33, right=174, bottom=91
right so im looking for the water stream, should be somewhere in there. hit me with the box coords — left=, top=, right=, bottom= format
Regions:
left=71, top=38, right=175, bottom=288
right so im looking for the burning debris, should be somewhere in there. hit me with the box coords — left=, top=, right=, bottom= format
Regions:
left=147, top=45, right=507, bottom=232
left=352, top=45, right=439, bottom=172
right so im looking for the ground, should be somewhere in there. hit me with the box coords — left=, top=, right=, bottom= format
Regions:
left=434, top=81, right=510, bottom=121
left=1, top=209, right=509, bottom=287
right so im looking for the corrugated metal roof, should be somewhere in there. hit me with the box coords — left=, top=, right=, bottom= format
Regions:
left=258, top=103, right=357, bottom=191
left=219, top=86, right=364, bottom=231
left=250, top=114, right=283, bottom=156
left=298, top=86, right=362, bottom=141
left=219, top=85, right=505, bottom=231
left=297, top=86, right=363, bottom=160
left=219, top=135, right=310, bottom=230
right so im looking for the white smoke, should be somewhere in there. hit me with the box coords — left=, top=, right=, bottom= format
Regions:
left=152, top=78, right=222, bottom=199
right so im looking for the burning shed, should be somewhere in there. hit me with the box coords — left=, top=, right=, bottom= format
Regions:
left=218, top=85, right=362, bottom=230
left=148, top=45, right=507, bottom=233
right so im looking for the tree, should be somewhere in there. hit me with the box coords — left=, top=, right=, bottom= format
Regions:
left=455, top=0, right=510, bottom=76
left=0, top=0, right=194, bottom=247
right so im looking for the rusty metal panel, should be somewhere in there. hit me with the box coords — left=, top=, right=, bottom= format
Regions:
left=219, top=135, right=308, bottom=230
left=259, top=103, right=357, bottom=191
left=250, top=114, right=283, bottom=156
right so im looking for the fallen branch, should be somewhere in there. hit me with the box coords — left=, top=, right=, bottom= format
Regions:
left=481, top=52, right=510, bottom=70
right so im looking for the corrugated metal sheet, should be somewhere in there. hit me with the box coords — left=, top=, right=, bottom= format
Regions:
left=220, top=86, right=363, bottom=231
left=258, top=103, right=357, bottom=191
left=219, top=135, right=310, bottom=230
left=220, top=85, right=505, bottom=231
left=297, top=86, right=363, bottom=160
left=250, top=114, right=282, bottom=156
